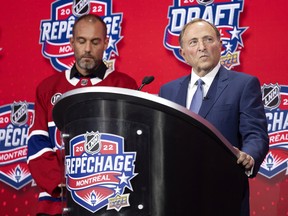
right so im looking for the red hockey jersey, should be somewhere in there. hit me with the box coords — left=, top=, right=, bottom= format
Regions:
left=27, top=67, right=138, bottom=215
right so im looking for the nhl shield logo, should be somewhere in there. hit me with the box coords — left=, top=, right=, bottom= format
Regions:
left=84, top=131, right=101, bottom=154
left=10, top=101, right=28, bottom=126
left=72, top=0, right=90, bottom=17
left=262, top=83, right=281, bottom=110
left=65, top=131, right=137, bottom=213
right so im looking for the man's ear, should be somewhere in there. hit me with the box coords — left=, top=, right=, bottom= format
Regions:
left=179, top=48, right=183, bottom=56
left=219, top=40, right=223, bottom=52
left=179, top=48, right=186, bottom=62
left=104, top=36, right=109, bottom=49
left=69, top=37, right=74, bottom=49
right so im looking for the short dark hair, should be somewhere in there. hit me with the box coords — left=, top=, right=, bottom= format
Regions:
left=72, top=14, right=107, bottom=37
left=179, top=18, right=221, bottom=47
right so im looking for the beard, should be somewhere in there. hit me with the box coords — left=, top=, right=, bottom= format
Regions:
left=77, top=54, right=99, bottom=71
left=77, top=57, right=97, bottom=70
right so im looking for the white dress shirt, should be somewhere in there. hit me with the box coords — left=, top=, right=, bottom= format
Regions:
left=186, top=62, right=221, bottom=109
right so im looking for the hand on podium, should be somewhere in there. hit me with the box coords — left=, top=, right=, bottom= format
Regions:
left=234, top=147, right=255, bottom=177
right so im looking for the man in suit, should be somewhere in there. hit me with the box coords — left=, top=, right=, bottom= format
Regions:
left=158, top=18, right=269, bottom=216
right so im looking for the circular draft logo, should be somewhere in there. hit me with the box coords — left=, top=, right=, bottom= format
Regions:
left=0, top=102, right=35, bottom=189
left=260, top=83, right=288, bottom=179
left=39, top=0, right=123, bottom=72
left=65, top=131, right=137, bottom=213
left=163, top=0, right=247, bottom=69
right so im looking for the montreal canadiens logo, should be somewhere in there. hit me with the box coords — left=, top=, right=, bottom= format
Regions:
left=65, top=131, right=137, bottom=213
left=163, top=0, right=247, bottom=69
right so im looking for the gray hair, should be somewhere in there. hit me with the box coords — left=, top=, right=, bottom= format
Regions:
left=178, top=18, right=221, bottom=47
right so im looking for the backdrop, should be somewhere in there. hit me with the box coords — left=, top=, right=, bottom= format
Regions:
left=0, top=0, right=287, bottom=215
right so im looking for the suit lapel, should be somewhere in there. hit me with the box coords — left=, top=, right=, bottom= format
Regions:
left=175, top=75, right=191, bottom=107
left=199, top=66, right=229, bottom=118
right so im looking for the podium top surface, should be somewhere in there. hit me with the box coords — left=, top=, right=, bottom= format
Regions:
left=52, top=86, right=237, bottom=157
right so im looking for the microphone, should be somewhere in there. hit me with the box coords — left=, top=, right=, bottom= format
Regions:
left=138, top=76, right=155, bottom=91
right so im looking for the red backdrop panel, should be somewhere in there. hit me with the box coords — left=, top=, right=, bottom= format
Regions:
left=0, top=1, right=287, bottom=216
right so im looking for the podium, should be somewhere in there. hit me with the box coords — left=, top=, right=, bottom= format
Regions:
left=52, top=86, right=246, bottom=216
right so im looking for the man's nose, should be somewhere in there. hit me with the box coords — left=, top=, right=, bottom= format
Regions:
left=198, top=40, right=206, bottom=50
left=85, top=42, right=92, bottom=52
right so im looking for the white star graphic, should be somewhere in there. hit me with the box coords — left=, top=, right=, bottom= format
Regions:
left=118, top=173, right=129, bottom=184
left=108, top=36, right=116, bottom=49
left=103, top=51, right=108, bottom=60
left=114, top=186, right=121, bottom=194
left=229, top=26, right=241, bottom=40
left=224, top=42, right=233, bottom=51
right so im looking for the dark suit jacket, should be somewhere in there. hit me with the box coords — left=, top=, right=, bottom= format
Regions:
left=159, top=65, right=269, bottom=215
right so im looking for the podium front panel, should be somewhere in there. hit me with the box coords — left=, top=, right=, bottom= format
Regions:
left=53, top=87, right=247, bottom=216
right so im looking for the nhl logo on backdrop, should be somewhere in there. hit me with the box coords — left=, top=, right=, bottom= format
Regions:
left=65, top=131, right=137, bottom=213
left=72, top=0, right=90, bottom=16
left=262, top=83, right=281, bottom=111
left=11, top=101, right=28, bottom=126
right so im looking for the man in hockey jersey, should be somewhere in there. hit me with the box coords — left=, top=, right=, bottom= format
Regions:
left=27, top=14, right=138, bottom=216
